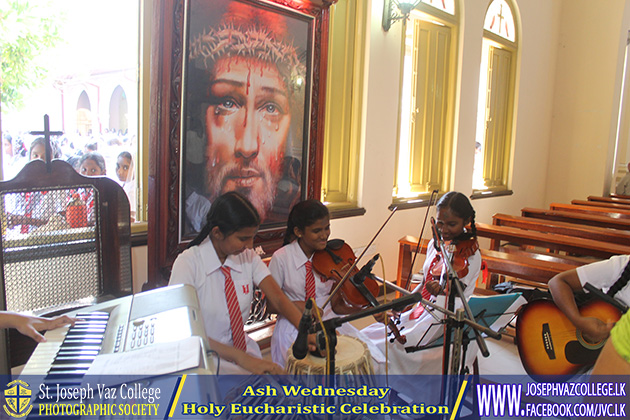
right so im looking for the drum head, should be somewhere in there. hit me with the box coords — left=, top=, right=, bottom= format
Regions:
left=286, top=335, right=372, bottom=376
left=304, top=335, right=367, bottom=367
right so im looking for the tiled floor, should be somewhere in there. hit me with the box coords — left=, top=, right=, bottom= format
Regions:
left=476, top=332, right=527, bottom=375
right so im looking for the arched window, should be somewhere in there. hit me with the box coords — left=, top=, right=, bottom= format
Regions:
left=473, top=0, right=519, bottom=193
left=393, top=1, right=459, bottom=204
left=421, top=0, right=455, bottom=15
left=109, top=85, right=128, bottom=133
left=76, top=91, right=92, bottom=136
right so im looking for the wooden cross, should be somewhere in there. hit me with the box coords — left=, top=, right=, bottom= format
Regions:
left=29, top=114, right=63, bottom=173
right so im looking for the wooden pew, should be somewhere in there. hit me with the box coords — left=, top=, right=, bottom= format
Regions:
left=587, top=195, right=630, bottom=205
left=497, top=246, right=587, bottom=267
left=396, top=236, right=580, bottom=292
left=480, top=249, right=579, bottom=289
left=611, top=193, right=630, bottom=199
left=521, top=207, right=630, bottom=231
left=571, top=199, right=630, bottom=210
left=475, top=222, right=630, bottom=259
left=492, top=213, right=630, bottom=246
left=549, top=203, right=630, bottom=219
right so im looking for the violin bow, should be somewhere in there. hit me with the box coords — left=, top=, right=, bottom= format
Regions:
left=402, top=189, right=439, bottom=291
left=430, top=216, right=450, bottom=294
left=321, top=206, right=399, bottom=311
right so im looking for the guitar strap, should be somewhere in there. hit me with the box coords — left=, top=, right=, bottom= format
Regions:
left=606, top=258, right=630, bottom=298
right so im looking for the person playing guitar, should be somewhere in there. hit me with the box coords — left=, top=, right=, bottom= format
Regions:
left=516, top=255, right=630, bottom=376
left=549, top=255, right=630, bottom=344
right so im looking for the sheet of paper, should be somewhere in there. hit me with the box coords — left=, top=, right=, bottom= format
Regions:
left=86, top=336, right=202, bottom=376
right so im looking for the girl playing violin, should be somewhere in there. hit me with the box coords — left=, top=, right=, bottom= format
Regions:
left=361, top=191, right=481, bottom=375
left=269, top=199, right=384, bottom=368
left=169, top=192, right=314, bottom=375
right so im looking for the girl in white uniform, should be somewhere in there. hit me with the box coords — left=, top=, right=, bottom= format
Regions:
left=361, top=192, right=482, bottom=375
left=169, top=191, right=312, bottom=375
left=269, top=199, right=385, bottom=369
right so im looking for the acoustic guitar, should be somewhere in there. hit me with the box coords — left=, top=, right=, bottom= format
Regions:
left=516, top=298, right=622, bottom=377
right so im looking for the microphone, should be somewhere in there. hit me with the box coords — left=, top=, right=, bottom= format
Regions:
left=352, top=254, right=379, bottom=285
left=292, top=298, right=313, bottom=360
left=430, top=217, right=442, bottom=251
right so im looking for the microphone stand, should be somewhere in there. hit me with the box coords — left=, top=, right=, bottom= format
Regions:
left=307, top=280, right=499, bottom=420
left=432, top=236, right=494, bottom=415
left=435, top=238, right=491, bottom=373
left=309, top=292, right=499, bottom=374
left=307, top=293, right=425, bottom=420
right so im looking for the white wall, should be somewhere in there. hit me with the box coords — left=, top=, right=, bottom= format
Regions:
left=546, top=0, right=629, bottom=204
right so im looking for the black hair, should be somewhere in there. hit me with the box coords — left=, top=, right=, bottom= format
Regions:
left=188, top=191, right=261, bottom=248
left=79, top=152, right=107, bottom=174
left=436, top=191, right=477, bottom=240
left=29, top=137, right=61, bottom=160
left=118, top=151, right=133, bottom=162
left=283, top=199, right=329, bottom=246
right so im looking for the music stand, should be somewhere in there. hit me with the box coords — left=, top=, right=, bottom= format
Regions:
left=406, top=293, right=525, bottom=372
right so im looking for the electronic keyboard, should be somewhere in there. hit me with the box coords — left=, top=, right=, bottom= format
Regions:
left=20, top=284, right=214, bottom=377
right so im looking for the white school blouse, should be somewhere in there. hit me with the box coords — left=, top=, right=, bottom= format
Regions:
left=169, top=238, right=270, bottom=358
left=269, top=240, right=335, bottom=307
left=576, top=254, right=630, bottom=306
left=269, top=240, right=385, bottom=368
left=268, top=241, right=335, bottom=366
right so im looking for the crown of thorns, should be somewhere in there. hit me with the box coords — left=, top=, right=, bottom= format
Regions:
left=189, top=25, right=306, bottom=86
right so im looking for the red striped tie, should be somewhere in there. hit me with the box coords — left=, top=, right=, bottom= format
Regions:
left=221, top=266, right=247, bottom=352
left=305, top=260, right=316, bottom=300
left=410, top=282, right=433, bottom=320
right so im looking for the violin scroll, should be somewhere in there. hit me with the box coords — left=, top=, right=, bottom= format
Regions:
left=387, top=315, right=406, bottom=344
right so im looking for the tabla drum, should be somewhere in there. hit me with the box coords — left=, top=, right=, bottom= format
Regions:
left=286, top=335, right=374, bottom=375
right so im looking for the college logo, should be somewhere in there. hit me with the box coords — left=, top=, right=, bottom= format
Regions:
left=4, top=379, right=33, bottom=418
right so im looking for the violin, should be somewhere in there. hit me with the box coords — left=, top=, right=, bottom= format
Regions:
left=429, top=237, right=479, bottom=283
left=312, top=239, right=407, bottom=344
left=428, top=217, right=479, bottom=291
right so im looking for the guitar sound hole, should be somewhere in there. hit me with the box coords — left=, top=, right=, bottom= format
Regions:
left=576, top=331, right=604, bottom=348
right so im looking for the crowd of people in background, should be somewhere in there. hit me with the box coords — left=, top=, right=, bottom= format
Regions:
left=1, top=130, right=137, bottom=221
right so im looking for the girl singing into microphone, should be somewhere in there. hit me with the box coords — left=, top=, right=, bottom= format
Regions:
left=361, top=191, right=481, bottom=375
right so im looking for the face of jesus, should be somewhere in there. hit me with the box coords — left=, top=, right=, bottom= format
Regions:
left=204, top=56, right=291, bottom=220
